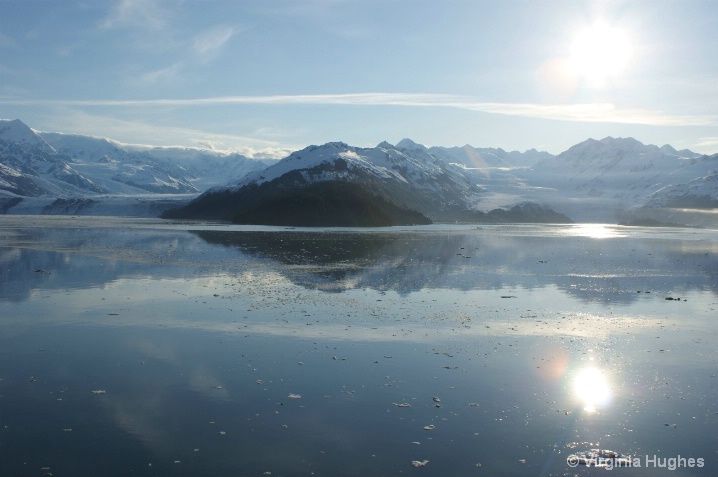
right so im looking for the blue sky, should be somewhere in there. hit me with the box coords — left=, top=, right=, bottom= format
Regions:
left=1, top=0, right=716, bottom=158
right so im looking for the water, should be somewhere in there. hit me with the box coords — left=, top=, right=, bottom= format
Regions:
left=1, top=216, right=716, bottom=476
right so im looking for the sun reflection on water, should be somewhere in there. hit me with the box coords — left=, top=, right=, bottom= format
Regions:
left=573, top=366, right=613, bottom=413
left=566, top=224, right=625, bottom=239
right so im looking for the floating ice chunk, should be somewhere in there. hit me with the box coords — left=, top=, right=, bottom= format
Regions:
left=411, top=460, right=429, bottom=468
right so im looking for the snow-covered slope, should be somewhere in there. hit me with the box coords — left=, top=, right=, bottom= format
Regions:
left=644, top=154, right=718, bottom=208
left=0, top=119, right=271, bottom=201
left=3, top=118, right=715, bottom=224
left=530, top=137, right=705, bottom=198
left=425, top=142, right=551, bottom=169
left=224, top=140, right=479, bottom=215
left=514, top=137, right=711, bottom=222
left=394, top=139, right=548, bottom=211
left=39, top=132, right=270, bottom=193
left=0, top=119, right=105, bottom=196
left=166, top=140, right=572, bottom=225
left=138, top=146, right=273, bottom=191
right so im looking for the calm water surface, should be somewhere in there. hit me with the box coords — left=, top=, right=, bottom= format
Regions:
left=0, top=217, right=716, bottom=476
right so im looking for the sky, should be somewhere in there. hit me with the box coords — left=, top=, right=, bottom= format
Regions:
left=0, top=0, right=717, bottom=158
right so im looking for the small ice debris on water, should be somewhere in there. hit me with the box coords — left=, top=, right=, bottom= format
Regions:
left=518, top=459, right=526, bottom=463
left=91, top=390, right=106, bottom=395
left=411, top=460, right=429, bottom=468
left=212, top=385, right=222, bottom=389
left=393, top=402, right=411, bottom=408
left=423, top=425, right=436, bottom=430
left=432, top=396, right=441, bottom=403
left=567, top=448, right=632, bottom=467
left=469, top=403, right=480, bottom=407
left=288, top=393, right=302, bottom=399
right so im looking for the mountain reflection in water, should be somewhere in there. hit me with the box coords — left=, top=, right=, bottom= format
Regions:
left=192, top=228, right=718, bottom=303
left=1, top=218, right=717, bottom=477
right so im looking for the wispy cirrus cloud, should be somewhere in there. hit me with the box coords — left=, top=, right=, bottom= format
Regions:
left=3, top=93, right=715, bottom=127
left=101, top=0, right=170, bottom=30
left=32, top=110, right=295, bottom=158
left=192, top=26, right=237, bottom=56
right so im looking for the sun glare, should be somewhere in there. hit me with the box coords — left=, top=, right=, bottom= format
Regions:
left=565, top=224, right=624, bottom=239
left=569, top=23, right=632, bottom=88
left=573, top=367, right=612, bottom=413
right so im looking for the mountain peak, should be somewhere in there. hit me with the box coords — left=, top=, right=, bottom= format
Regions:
left=598, top=136, right=646, bottom=150
left=0, top=119, right=38, bottom=142
left=396, top=138, right=427, bottom=151
left=0, top=118, right=56, bottom=154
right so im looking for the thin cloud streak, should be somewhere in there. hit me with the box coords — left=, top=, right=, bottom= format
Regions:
left=2, top=93, right=715, bottom=127
left=101, top=0, right=169, bottom=31
left=35, top=110, right=294, bottom=158
left=192, top=26, right=237, bottom=55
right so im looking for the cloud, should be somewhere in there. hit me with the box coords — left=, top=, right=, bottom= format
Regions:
left=4, top=93, right=716, bottom=127
left=192, top=26, right=236, bottom=56
left=33, top=109, right=292, bottom=158
left=692, top=137, right=718, bottom=154
left=120, top=25, right=238, bottom=85
left=137, top=61, right=185, bottom=85
left=101, top=0, right=170, bottom=30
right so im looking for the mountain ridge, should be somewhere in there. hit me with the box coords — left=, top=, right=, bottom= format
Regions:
left=2, top=118, right=716, bottom=226
left=164, top=140, right=572, bottom=226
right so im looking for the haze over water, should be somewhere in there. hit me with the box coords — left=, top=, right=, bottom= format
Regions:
left=1, top=216, right=716, bottom=476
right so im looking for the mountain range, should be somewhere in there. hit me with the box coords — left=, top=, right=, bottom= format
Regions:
left=0, top=119, right=270, bottom=214
left=163, top=140, right=570, bottom=225
left=1, top=118, right=717, bottom=226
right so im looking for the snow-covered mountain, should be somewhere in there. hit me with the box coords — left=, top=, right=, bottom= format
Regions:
left=531, top=137, right=704, bottom=198
left=38, top=131, right=269, bottom=194
left=643, top=154, right=718, bottom=208
left=504, top=137, right=712, bottom=223
left=3, top=117, right=716, bottom=226
left=233, top=141, right=476, bottom=207
left=165, top=140, right=571, bottom=225
left=0, top=119, right=271, bottom=202
left=0, top=119, right=106, bottom=196
left=424, top=142, right=551, bottom=169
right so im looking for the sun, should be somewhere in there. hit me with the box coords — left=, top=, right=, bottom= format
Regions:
left=569, top=22, right=632, bottom=88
